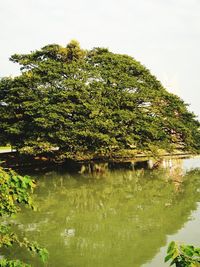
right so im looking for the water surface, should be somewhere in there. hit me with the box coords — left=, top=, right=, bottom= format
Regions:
left=3, top=157, right=200, bottom=267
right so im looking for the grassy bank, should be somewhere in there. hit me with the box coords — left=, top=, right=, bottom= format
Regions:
left=0, top=146, right=12, bottom=152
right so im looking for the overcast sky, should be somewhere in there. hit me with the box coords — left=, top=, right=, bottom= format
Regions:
left=0, top=0, right=200, bottom=118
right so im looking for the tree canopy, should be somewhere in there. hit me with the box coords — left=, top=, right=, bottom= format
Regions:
left=0, top=40, right=199, bottom=159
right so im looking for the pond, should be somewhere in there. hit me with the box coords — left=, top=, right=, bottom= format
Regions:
left=3, top=157, right=200, bottom=267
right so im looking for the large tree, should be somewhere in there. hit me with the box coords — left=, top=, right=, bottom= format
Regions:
left=0, top=40, right=199, bottom=159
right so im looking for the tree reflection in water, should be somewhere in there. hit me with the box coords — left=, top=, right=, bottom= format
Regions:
left=4, top=158, right=200, bottom=267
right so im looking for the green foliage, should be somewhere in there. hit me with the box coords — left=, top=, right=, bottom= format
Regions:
left=0, top=40, right=199, bottom=159
left=0, top=168, right=35, bottom=216
left=0, top=258, right=30, bottom=267
left=0, top=168, right=48, bottom=266
left=165, top=241, right=200, bottom=266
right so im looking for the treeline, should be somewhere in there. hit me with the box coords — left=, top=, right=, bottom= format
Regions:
left=0, top=41, right=199, bottom=160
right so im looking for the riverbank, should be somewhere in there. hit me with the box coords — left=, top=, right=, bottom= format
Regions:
left=0, top=149, right=196, bottom=172
left=0, top=146, right=12, bottom=153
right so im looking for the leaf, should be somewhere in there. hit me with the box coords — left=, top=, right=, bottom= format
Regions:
left=38, top=248, right=49, bottom=263
left=183, top=246, right=195, bottom=257
left=165, top=253, right=173, bottom=262
left=167, top=241, right=176, bottom=254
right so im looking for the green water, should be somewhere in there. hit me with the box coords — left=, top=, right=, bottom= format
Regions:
left=3, top=157, right=200, bottom=267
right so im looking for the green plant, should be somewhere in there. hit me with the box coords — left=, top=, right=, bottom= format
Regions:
left=0, top=167, right=48, bottom=266
left=0, top=41, right=199, bottom=159
left=165, top=241, right=200, bottom=266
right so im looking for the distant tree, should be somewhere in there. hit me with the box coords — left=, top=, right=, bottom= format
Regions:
left=0, top=41, right=199, bottom=159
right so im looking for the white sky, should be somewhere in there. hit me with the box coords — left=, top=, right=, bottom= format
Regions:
left=0, top=0, right=200, bottom=118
